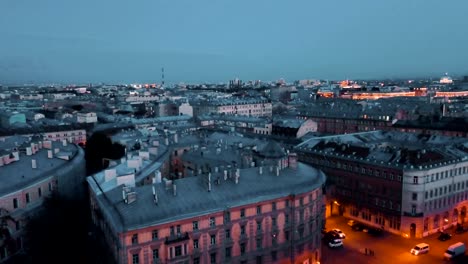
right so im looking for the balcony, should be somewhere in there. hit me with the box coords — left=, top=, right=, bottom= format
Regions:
left=403, top=212, right=424, bottom=217
left=165, top=232, right=190, bottom=245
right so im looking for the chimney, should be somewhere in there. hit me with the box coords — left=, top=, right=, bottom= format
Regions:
left=224, top=170, right=228, bottom=180
left=172, top=183, right=177, bottom=196
left=152, top=186, right=158, bottom=205
left=214, top=166, right=219, bottom=173
left=270, top=166, right=273, bottom=172
left=208, top=173, right=212, bottom=191
left=62, top=139, right=67, bottom=146
left=165, top=137, right=169, bottom=145
left=276, top=166, right=280, bottom=176
left=47, top=150, right=53, bottom=159
left=259, top=166, right=263, bottom=175
left=31, top=159, right=37, bottom=169
left=26, top=147, right=32, bottom=156
left=251, top=161, right=255, bottom=168
left=174, top=133, right=178, bottom=143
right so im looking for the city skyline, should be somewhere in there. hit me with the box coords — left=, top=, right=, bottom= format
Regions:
left=1, top=0, right=468, bottom=84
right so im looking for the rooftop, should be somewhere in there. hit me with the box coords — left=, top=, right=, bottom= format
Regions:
left=88, top=162, right=325, bottom=232
left=0, top=141, right=80, bottom=197
left=296, top=131, right=468, bottom=168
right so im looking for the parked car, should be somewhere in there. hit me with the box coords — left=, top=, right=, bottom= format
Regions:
left=352, top=223, right=366, bottom=231
left=331, top=228, right=346, bottom=239
left=410, top=243, right=430, bottom=255
left=444, top=242, right=466, bottom=260
left=347, top=220, right=356, bottom=227
left=438, top=232, right=452, bottom=241
left=368, top=227, right=384, bottom=236
left=455, top=224, right=468, bottom=234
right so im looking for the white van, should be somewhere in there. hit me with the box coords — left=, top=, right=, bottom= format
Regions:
left=444, top=242, right=466, bottom=260
left=410, top=243, right=430, bottom=255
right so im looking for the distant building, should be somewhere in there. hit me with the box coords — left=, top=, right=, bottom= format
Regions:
left=76, top=111, right=97, bottom=124
left=272, top=118, right=317, bottom=139
left=192, top=98, right=272, bottom=118
left=440, top=74, right=454, bottom=84
left=0, top=111, right=26, bottom=129
left=0, top=137, right=85, bottom=262
left=296, top=131, right=468, bottom=238
left=88, top=138, right=326, bottom=264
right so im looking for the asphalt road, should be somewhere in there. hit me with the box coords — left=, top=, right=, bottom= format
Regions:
left=321, top=216, right=468, bottom=264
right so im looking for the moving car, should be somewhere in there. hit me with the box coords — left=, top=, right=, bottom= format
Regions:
left=443, top=242, right=466, bottom=260
left=438, top=232, right=452, bottom=241
left=410, top=243, right=430, bottom=255
left=323, top=232, right=343, bottom=248
left=331, top=228, right=346, bottom=238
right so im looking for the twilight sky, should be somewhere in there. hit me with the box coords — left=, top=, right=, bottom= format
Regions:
left=1, top=0, right=467, bottom=84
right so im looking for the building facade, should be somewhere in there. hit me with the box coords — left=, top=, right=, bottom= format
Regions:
left=0, top=137, right=86, bottom=262
left=295, top=131, right=468, bottom=238
left=88, top=150, right=326, bottom=264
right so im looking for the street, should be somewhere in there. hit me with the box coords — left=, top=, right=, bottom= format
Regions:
left=322, top=216, right=468, bottom=264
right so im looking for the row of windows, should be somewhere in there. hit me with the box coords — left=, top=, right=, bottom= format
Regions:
left=11, top=183, right=52, bottom=210
left=134, top=202, right=321, bottom=245
left=301, top=155, right=402, bottom=182
left=424, top=181, right=468, bottom=200
left=420, top=167, right=468, bottom=184
left=133, top=227, right=321, bottom=264
left=424, top=192, right=468, bottom=212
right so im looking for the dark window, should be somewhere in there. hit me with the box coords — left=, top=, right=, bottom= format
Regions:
left=256, top=255, right=262, bottom=264
left=210, top=253, right=216, bottom=264
left=38, top=187, right=42, bottom=197
left=272, top=251, right=277, bottom=261
left=194, top=239, right=199, bottom=249
left=285, top=214, right=289, bottom=224
left=13, top=198, right=18, bottom=209
left=257, top=221, right=262, bottom=231
left=256, top=238, right=262, bottom=249
left=153, top=249, right=159, bottom=260
left=224, top=211, right=231, bottom=223
left=25, top=193, right=30, bottom=203
left=285, top=231, right=290, bottom=241
left=152, top=230, right=158, bottom=240
left=210, top=234, right=216, bottom=245
left=210, top=217, right=216, bottom=227
left=175, top=245, right=182, bottom=257
left=176, top=225, right=181, bottom=234
left=132, top=254, right=139, bottom=264
left=225, top=229, right=231, bottom=239
left=412, top=193, right=417, bottom=201
left=193, top=258, right=200, bottom=264
left=193, top=221, right=199, bottom=230
left=241, top=225, right=246, bottom=235
left=240, top=208, right=245, bottom=218
left=272, top=202, right=277, bottom=211
left=225, top=247, right=232, bottom=259
left=300, top=197, right=304, bottom=206
left=240, top=243, right=246, bottom=255
left=256, top=205, right=261, bottom=215
left=131, top=234, right=138, bottom=245
left=272, top=217, right=277, bottom=227
left=170, top=226, right=175, bottom=235
left=285, top=200, right=290, bottom=207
